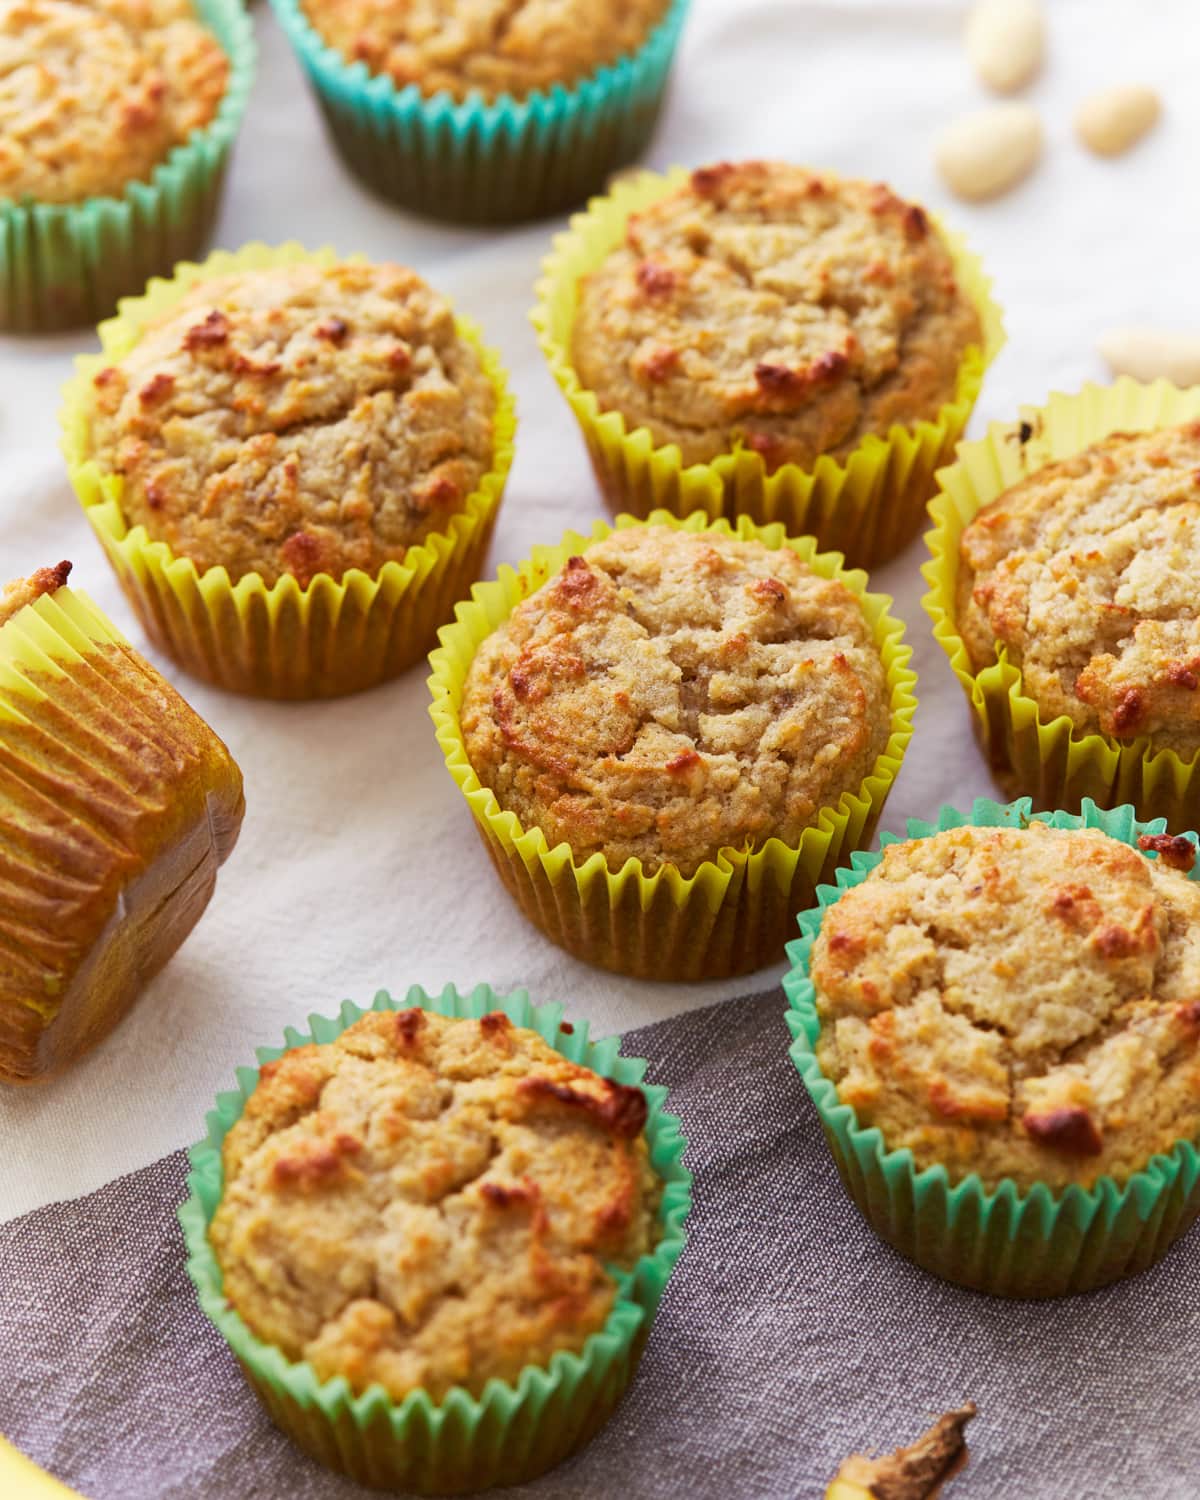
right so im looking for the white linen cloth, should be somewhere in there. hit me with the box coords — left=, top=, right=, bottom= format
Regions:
left=1, top=0, right=1197, bottom=1218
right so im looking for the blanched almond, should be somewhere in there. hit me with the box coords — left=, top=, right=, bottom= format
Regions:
left=966, top=0, right=1045, bottom=94
left=1075, top=85, right=1161, bottom=157
left=1099, top=328, right=1200, bottom=388
left=935, top=104, right=1043, bottom=202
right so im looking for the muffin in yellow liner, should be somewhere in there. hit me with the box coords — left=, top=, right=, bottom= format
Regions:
left=428, top=510, right=917, bottom=982
left=531, top=167, right=1003, bottom=571
left=923, top=379, right=1200, bottom=828
left=60, top=243, right=516, bottom=701
left=0, top=565, right=243, bottom=1083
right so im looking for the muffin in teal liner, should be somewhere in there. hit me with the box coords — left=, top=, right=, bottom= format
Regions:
left=784, top=797, right=1200, bottom=1299
left=0, top=0, right=255, bottom=333
left=266, top=0, right=690, bottom=223
left=179, top=984, right=691, bottom=1493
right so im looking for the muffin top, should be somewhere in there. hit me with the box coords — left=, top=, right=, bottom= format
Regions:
left=811, top=821, right=1200, bottom=1193
left=571, top=162, right=983, bottom=471
left=460, top=527, right=892, bottom=877
left=0, top=561, right=72, bottom=630
left=88, top=261, right=497, bottom=588
left=302, top=0, right=670, bottom=102
left=209, top=1008, right=661, bottom=1402
left=959, top=422, right=1200, bottom=758
left=0, top=0, right=228, bottom=205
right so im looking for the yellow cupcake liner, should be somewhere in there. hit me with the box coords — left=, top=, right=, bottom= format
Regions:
left=428, top=510, right=917, bottom=981
left=0, top=582, right=243, bottom=1082
left=60, top=243, right=517, bottom=700
left=923, top=379, right=1200, bottom=829
left=531, top=167, right=1004, bottom=571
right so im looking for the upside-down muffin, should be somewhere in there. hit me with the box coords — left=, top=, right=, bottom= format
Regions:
left=0, top=561, right=243, bottom=1082
left=958, top=422, right=1200, bottom=759
left=460, top=526, right=892, bottom=877
left=209, top=1007, right=662, bottom=1400
left=301, top=0, right=670, bottom=102
left=811, top=820, right=1200, bottom=1193
left=570, top=161, right=983, bottom=472
left=0, top=0, right=229, bottom=204
left=86, top=259, right=498, bottom=588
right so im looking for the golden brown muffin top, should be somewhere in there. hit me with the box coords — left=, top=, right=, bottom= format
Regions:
left=0, top=0, right=228, bottom=204
left=87, top=261, right=497, bottom=588
left=460, top=527, right=891, bottom=878
left=959, top=422, right=1200, bottom=758
left=302, top=0, right=669, bottom=102
left=812, top=821, right=1200, bottom=1193
left=0, top=561, right=72, bottom=629
left=209, top=1009, right=661, bottom=1403
left=571, top=162, right=983, bottom=472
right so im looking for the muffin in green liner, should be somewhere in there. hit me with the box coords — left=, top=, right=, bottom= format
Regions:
left=179, top=983, right=691, bottom=1493
left=266, top=0, right=690, bottom=224
left=0, top=0, right=255, bottom=333
left=783, top=797, right=1200, bottom=1299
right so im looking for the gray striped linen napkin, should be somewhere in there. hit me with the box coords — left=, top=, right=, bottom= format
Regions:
left=2, top=987, right=1197, bottom=1499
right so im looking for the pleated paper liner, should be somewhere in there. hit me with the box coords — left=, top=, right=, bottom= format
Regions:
left=428, top=510, right=917, bottom=982
left=531, top=167, right=1004, bottom=570
left=0, top=0, right=255, bottom=333
left=267, top=0, right=690, bottom=224
left=180, top=984, right=692, bottom=1494
left=60, top=243, right=517, bottom=701
left=923, top=379, right=1200, bottom=829
left=0, top=584, right=243, bottom=1082
left=784, top=796, right=1200, bottom=1300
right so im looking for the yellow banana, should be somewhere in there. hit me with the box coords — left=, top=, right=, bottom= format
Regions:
left=0, top=1436, right=85, bottom=1498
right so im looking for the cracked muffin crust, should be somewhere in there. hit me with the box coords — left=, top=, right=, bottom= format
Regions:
left=570, top=161, right=983, bottom=472
left=86, top=260, right=497, bottom=588
left=0, top=560, right=73, bottom=629
left=811, top=821, right=1200, bottom=1193
left=959, top=423, right=1200, bottom=759
left=301, top=0, right=670, bottom=102
left=460, top=526, right=891, bottom=877
left=209, top=1008, right=661, bottom=1402
left=0, top=0, right=229, bottom=205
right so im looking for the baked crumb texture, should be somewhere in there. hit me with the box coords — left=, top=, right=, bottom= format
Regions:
left=0, top=561, right=72, bottom=629
left=812, top=821, right=1200, bottom=1194
left=959, top=422, right=1200, bottom=759
left=301, top=0, right=670, bottom=102
left=87, top=260, right=497, bottom=588
left=0, top=0, right=228, bottom=204
left=210, top=1009, right=661, bottom=1403
left=571, top=161, right=983, bottom=472
left=460, top=527, right=891, bottom=878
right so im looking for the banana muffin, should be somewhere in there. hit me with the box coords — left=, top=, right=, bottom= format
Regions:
left=301, top=0, right=670, bottom=102
left=460, top=526, right=891, bottom=877
left=0, top=0, right=229, bottom=205
left=0, top=561, right=244, bottom=1082
left=958, top=422, right=1200, bottom=758
left=811, top=820, right=1200, bottom=1193
left=209, top=1008, right=661, bottom=1400
left=85, top=259, right=498, bottom=588
left=570, top=161, right=984, bottom=473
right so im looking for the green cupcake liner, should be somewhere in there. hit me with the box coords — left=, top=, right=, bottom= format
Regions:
left=179, top=983, right=692, bottom=1493
left=0, top=0, right=255, bottom=333
left=783, top=796, right=1200, bottom=1300
left=266, top=0, right=690, bottom=224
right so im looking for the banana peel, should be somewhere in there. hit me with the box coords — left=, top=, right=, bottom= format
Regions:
left=827, top=1405, right=977, bottom=1500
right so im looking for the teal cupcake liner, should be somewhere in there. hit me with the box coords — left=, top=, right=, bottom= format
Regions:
left=266, top=0, right=690, bottom=224
left=783, top=796, right=1200, bottom=1299
left=0, top=0, right=255, bottom=333
left=179, top=983, right=692, bottom=1493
